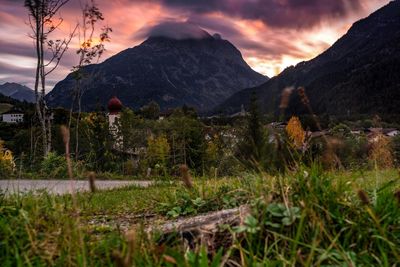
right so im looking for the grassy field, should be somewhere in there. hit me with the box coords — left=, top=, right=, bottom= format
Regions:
left=0, top=103, right=12, bottom=114
left=1, top=168, right=400, bottom=266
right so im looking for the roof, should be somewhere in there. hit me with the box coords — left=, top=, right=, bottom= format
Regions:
left=1, top=109, right=24, bottom=115
left=108, top=96, right=123, bottom=114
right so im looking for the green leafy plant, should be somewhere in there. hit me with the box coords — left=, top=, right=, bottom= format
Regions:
left=160, top=191, right=207, bottom=218
left=265, top=203, right=301, bottom=228
left=40, top=152, right=68, bottom=178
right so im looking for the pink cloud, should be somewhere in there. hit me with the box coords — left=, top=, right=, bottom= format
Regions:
left=0, top=0, right=390, bottom=90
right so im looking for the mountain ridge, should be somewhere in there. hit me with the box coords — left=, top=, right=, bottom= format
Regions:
left=216, top=0, right=400, bottom=116
left=0, top=82, right=35, bottom=103
left=46, top=32, right=268, bottom=112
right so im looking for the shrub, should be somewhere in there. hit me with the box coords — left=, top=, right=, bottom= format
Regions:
left=40, top=152, right=68, bottom=178
left=0, top=140, right=15, bottom=177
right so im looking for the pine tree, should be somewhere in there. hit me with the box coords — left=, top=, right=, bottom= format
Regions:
left=238, top=93, right=265, bottom=165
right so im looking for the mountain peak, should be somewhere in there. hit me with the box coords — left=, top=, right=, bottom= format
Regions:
left=46, top=30, right=267, bottom=112
left=0, top=82, right=35, bottom=103
left=146, top=21, right=212, bottom=40
left=217, top=1, right=400, bottom=116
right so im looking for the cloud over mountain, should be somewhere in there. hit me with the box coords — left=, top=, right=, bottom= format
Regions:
left=157, top=0, right=364, bottom=28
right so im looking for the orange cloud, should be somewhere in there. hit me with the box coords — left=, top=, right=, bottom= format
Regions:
left=0, top=0, right=390, bottom=90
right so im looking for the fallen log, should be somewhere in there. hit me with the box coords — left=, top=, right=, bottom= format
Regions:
left=147, top=205, right=250, bottom=250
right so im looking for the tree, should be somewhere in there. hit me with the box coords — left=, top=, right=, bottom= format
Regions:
left=165, top=112, right=206, bottom=172
left=25, top=0, right=77, bottom=156
left=141, top=101, right=160, bottom=120
left=286, top=116, right=305, bottom=149
left=238, top=93, right=265, bottom=164
left=69, top=0, right=111, bottom=160
left=147, top=135, right=170, bottom=176
left=117, top=108, right=147, bottom=153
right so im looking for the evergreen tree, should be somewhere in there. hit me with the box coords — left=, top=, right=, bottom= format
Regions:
left=237, top=93, right=266, bottom=166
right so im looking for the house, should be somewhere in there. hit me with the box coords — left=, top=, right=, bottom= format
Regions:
left=383, top=128, right=400, bottom=137
left=1, top=110, right=24, bottom=123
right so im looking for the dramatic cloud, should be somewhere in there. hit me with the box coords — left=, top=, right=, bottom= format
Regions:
left=159, top=0, right=364, bottom=29
left=0, top=0, right=389, bottom=91
left=136, top=21, right=212, bottom=40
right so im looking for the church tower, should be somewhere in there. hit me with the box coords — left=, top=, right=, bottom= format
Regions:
left=107, top=96, right=122, bottom=130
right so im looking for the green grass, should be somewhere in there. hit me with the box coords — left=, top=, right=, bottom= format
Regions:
left=1, top=168, right=400, bottom=266
left=0, top=103, right=12, bottom=114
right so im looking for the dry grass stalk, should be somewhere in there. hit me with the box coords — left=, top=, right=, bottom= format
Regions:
left=296, top=86, right=342, bottom=168
left=322, top=137, right=343, bottom=169
left=112, top=229, right=136, bottom=267
left=88, top=171, right=96, bottom=193
left=279, top=86, right=294, bottom=110
left=180, top=164, right=193, bottom=189
left=357, top=189, right=370, bottom=205
left=60, top=125, right=73, bottom=179
left=297, top=86, right=310, bottom=106
left=369, top=133, right=393, bottom=169
left=394, top=189, right=400, bottom=204
left=163, top=255, right=177, bottom=264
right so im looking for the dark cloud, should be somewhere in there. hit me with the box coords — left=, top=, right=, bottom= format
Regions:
left=186, top=14, right=242, bottom=37
left=0, top=40, right=35, bottom=58
left=160, top=0, right=364, bottom=29
left=135, top=21, right=212, bottom=40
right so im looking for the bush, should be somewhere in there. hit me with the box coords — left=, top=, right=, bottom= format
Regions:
left=40, top=152, right=68, bottom=178
left=0, top=140, right=15, bottom=178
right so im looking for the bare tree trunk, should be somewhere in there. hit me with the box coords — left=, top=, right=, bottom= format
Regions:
left=33, top=12, right=47, bottom=157
left=26, top=0, right=74, bottom=157
left=75, top=80, right=82, bottom=161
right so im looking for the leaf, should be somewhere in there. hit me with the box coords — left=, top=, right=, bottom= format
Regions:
left=267, top=203, right=286, bottom=217
left=282, top=217, right=293, bottom=226
left=265, top=221, right=281, bottom=228
left=233, top=225, right=247, bottom=233
left=210, top=248, right=224, bottom=267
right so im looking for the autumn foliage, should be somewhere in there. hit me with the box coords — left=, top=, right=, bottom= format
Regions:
left=286, top=116, right=305, bottom=149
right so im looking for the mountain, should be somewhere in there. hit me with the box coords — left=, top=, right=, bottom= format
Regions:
left=217, top=1, right=400, bottom=116
left=0, top=83, right=35, bottom=103
left=46, top=29, right=268, bottom=112
left=0, top=92, right=34, bottom=114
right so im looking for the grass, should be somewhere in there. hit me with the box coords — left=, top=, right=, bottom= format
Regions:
left=1, top=168, right=400, bottom=266
left=0, top=103, right=12, bottom=114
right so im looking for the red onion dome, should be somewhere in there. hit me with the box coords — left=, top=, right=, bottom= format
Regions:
left=108, top=96, right=122, bottom=114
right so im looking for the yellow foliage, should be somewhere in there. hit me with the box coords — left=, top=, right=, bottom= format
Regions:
left=286, top=116, right=305, bottom=149
left=0, top=139, right=15, bottom=171
left=147, top=135, right=170, bottom=165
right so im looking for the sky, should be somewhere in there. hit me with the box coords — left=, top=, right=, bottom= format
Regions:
left=0, top=0, right=389, bottom=92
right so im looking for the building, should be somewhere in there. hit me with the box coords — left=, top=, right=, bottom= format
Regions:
left=108, top=96, right=123, bottom=129
left=1, top=110, right=24, bottom=123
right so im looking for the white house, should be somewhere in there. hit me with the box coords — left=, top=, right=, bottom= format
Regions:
left=1, top=110, right=24, bottom=123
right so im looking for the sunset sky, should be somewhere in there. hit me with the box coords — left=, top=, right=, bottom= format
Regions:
left=0, top=0, right=389, bottom=92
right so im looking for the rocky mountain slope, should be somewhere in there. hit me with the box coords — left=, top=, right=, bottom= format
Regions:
left=217, top=0, right=400, bottom=116
left=46, top=28, right=267, bottom=112
left=0, top=83, right=35, bottom=103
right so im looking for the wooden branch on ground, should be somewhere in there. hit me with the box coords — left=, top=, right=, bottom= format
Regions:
left=147, top=205, right=250, bottom=249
